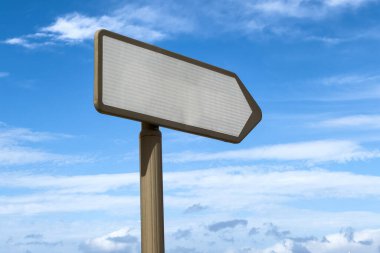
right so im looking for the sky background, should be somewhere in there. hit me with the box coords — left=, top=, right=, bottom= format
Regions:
left=1, top=0, right=380, bottom=252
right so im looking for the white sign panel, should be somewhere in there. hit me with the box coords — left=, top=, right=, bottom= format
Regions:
left=94, top=29, right=261, bottom=143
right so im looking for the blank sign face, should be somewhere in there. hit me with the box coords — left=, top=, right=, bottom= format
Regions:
left=94, top=30, right=261, bottom=143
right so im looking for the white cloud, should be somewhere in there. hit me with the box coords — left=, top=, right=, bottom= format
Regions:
left=3, top=168, right=380, bottom=252
left=0, top=126, right=70, bottom=145
left=163, top=167, right=380, bottom=210
left=4, top=37, right=33, bottom=48
left=0, top=192, right=139, bottom=215
left=4, top=37, right=54, bottom=48
left=317, top=115, right=380, bottom=129
left=0, top=146, right=89, bottom=166
left=2, top=166, right=380, bottom=215
left=40, top=13, right=120, bottom=42
left=262, top=228, right=380, bottom=253
left=79, top=228, right=139, bottom=253
left=0, top=124, right=89, bottom=166
left=165, top=140, right=380, bottom=163
left=84, top=222, right=380, bottom=253
left=4, top=4, right=193, bottom=48
left=0, top=172, right=138, bottom=194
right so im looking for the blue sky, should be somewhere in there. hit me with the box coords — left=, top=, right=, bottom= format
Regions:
left=1, top=0, right=380, bottom=252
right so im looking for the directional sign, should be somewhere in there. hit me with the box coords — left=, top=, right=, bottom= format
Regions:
left=94, top=29, right=261, bottom=143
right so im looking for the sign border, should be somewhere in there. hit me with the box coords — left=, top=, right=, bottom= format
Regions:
left=94, top=29, right=262, bottom=143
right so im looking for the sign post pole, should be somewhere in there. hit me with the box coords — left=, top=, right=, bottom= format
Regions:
left=139, top=122, right=165, bottom=253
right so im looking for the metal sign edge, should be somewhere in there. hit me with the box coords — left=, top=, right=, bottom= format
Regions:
left=94, top=29, right=262, bottom=143
left=235, top=75, right=262, bottom=142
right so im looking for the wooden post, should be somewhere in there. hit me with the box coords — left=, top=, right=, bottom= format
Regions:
left=139, top=122, right=165, bottom=253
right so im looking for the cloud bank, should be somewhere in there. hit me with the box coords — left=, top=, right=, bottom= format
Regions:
left=165, top=139, right=380, bottom=163
left=2, top=166, right=380, bottom=215
left=81, top=225, right=380, bottom=253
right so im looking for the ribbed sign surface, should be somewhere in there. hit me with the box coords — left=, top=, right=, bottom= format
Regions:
left=94, top=29, right=261, bottom=143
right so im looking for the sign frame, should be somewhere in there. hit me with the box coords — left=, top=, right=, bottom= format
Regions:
left=94, top=29, right=262, bottom=143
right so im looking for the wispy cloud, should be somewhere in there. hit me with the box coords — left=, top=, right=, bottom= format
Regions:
left=0, top=147, right=89, bottom=166
left=320, top=73, right=380, bottom=86
left=207, top=0, right=379, bottom=43
left=315, top=73, right=380, bottom=101
left=0, top=125, right=71, bottom=145
left=4, top=4, right=193, bottom=48
left=279, top=72, right=380, bottom=102
left=305, top=35, right=347, bottom=44
left=3, top=37, right=53, bottom=49
left=0, top=172, right=138, bottom=194
left=325, top=0, right=374, bottom=7
left=330, top=85, right=380, bottom=101
left=316, top=115, right=380, bottom=129
left=244, top=0, right=375, bottom=19
left=0, top=192, right=139, bottom=215
left=0, top=124, right=90, bottom=166
left=165, top=139, right=380, bottom=163
left=3, top=166, right=380, bottom=215
left=0, top=72, right=9, bottom=78
left=246, top=0, right=315, bottom=18
left=164, top=167, right=380, bottom=208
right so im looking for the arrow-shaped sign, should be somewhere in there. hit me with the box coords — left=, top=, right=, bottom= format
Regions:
left=94, top=29, right=261, bottom=143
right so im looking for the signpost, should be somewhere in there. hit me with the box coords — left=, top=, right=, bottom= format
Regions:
left=94, top=29, right=262, bottom=253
